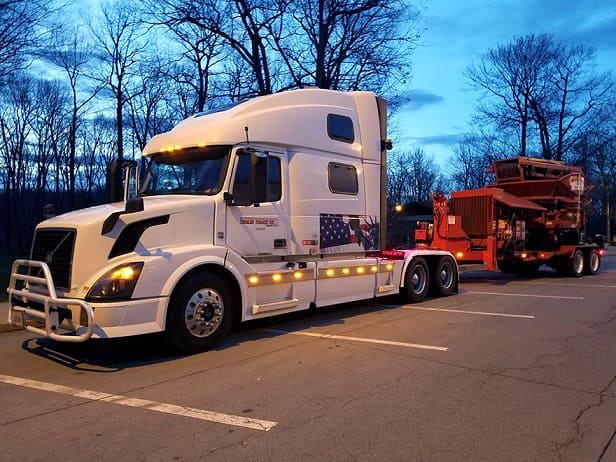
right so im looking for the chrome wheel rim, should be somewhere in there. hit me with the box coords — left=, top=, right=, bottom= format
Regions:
left=412, top=265, right=427, bottom=294
left=573, top=252, right=584, bottom=274
left=590, top=252, right=599, bottom=272
left=184, top=288, right=224, bottom=338
left=440, top=261, right=454, bottom=289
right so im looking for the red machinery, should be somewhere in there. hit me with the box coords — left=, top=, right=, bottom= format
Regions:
left=416, top=157, right=601, bottom=276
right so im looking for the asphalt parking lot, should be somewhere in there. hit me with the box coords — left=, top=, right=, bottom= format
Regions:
left=1, top=255, right=615, bottom=461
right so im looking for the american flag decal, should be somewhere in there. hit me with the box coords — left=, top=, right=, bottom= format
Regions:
left=320, top=214, right=353, bottom=249
left=319, top=214, right=379, bottom=252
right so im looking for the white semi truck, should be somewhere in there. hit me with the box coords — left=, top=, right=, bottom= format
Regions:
left=7, top=89, right=458, bottom=353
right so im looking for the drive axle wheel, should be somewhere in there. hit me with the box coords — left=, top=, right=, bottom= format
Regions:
left=166, top=272, right=233, bottom=354
left=433, top=256, right=457, bottom=297
left=402, top=257, right=430, bottom=303
left=585, top=249, right=600, bottom=275
left=569, top=249, right=584, bottom=277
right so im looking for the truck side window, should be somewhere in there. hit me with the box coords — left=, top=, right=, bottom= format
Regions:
left=327, top=114, right=354, bottom=143
left=328, top=162, right=358, bottom=195
left=233, top=152, right=282, bottom=203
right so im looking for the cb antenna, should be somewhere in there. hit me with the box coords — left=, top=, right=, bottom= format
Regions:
left=244, top=126, right=250, bottom=147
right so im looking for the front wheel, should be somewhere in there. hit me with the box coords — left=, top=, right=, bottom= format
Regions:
left=585, top=249, right=600, bottom=275
left=165, top=272, right=234, bottom=354
left=433, top=256, right=457, bottom=297
left=401, top=257, right=430, bottom=303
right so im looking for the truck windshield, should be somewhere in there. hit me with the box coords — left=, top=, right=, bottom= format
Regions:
left=139, top=145, right=231, bottom=196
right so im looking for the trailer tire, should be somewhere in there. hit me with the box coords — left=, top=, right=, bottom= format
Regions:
left=165, top=272, right=233, bottom=354
left=433, top=256, right=457, bottom=297
left=585, top=249, right=600, bottom=275
left=402, top=257, right=430, bottom=303
left=569, top=249, right=585, bottom=277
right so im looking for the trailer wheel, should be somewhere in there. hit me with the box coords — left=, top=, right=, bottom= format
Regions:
left=402, top=257, right=430, bottom=303
left=585, top=249, right=600, bottom=275
left=433, top=256, right=457, bottom=297
left=165, top=272, right=233, bottom=354
left=569, top=249, right=585, bottom=277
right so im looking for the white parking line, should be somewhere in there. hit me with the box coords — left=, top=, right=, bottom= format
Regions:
left=263, top=329, right=448, bottom=351
left=467, top=291, right=584, bottom=300
left=402, top=306, right=535, bottom=319
left=0, top=374, right=277, bottom=431
left=526, top=281, right=616, bottom=289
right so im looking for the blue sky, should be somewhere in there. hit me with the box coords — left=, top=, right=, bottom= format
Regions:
left=393, top=0, right=616, bottom=165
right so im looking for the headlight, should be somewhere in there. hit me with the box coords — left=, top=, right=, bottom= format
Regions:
left=86, top=262, right=144, bottom=301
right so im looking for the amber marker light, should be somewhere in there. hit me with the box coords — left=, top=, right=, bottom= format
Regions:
left=248, top=276, right=259, bottom=285
left=356, top=267, right=365, bottom=274
left=521, top=252, right=528, bottom=259
left=371, top=266, right=378, bottom=273
left=342, top=268, right=350, bottom=275
left=326, top=269, right=335, bottom=277
left=394, top=204, right=403, bottom=213
left=386, top=263, right=393, bottom=271
left=294, top=271, right=303, bottom=279
left=456, top=252, right=464, bottom=259
left=272, top=273, right=282, bottom=282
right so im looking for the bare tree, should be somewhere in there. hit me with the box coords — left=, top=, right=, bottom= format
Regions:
left=285, top=0, right=420, bottom=93
left=127, top=58, right=176, bottom=151
left=0, top=76, right=37, bottom=253
left=89, top=0, right=146, bottom=161
left=467, top=33, right=613, bottom=160
left=151, top=0, right=288, bottom=97
left=387, top=148, right=443, bottom=206
left=0, top=0, right=53, bottom=81
left=467, top=34, right=553, bottom=157
left=530, top=43, right=614, bottom=161
left=44, top=26, right=102, bottom=207
left=143, top=0, right=225, bottom=114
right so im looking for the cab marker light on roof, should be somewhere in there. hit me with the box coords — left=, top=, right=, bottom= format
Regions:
left=294, top=271, right=303, bottom=279
left=356, top=267, right=365, bottom=274
left=521, top=252, right=528, bottom=259
left=248, top=276, right=259, bottom=285
left=272, top=273, right=282, bottom=282
left=326, top=269, right=335, bottom=277
left=342, top=268, right=350, bottom=275
left=371, top=265, right=378, bottom=272
left=386, top=263, right=393, bottom=271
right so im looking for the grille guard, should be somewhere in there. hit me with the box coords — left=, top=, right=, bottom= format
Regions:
left=7, top=259, right=95, bottom=343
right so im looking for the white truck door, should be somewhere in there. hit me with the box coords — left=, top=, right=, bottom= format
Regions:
left=225, top=149, right=289, bottom=258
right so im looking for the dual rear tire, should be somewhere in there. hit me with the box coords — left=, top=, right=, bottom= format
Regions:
left=566, top=248, right=600, bottom=277
left=401, top=256, right=457, bottom=303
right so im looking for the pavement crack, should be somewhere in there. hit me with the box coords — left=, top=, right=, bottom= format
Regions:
left=555, top=374, right=616, bottom=461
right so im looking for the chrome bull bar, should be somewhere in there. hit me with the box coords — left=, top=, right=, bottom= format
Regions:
left=7, top=259, right=95, bottom=343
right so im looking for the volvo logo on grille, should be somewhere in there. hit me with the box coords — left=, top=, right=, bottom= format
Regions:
left=44, top=231, right=72, bottom=267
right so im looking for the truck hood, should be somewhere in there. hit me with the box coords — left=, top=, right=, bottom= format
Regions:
left=40, top=195, right=215, bottom=229
left=35, top=195, right=219, bottom=294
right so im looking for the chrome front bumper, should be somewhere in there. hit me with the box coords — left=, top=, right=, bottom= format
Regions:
left=7, top=259, right=95, bottom=343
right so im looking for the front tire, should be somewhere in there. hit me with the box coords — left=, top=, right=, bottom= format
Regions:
left=433, top=256, right=457, bottom=297
left=166, top=272, right=234, bottom=354
left=402, top=257, right=430, bottom=303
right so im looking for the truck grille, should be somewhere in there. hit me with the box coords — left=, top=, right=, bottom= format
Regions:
left=31, top=229, right=76, bottom=289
